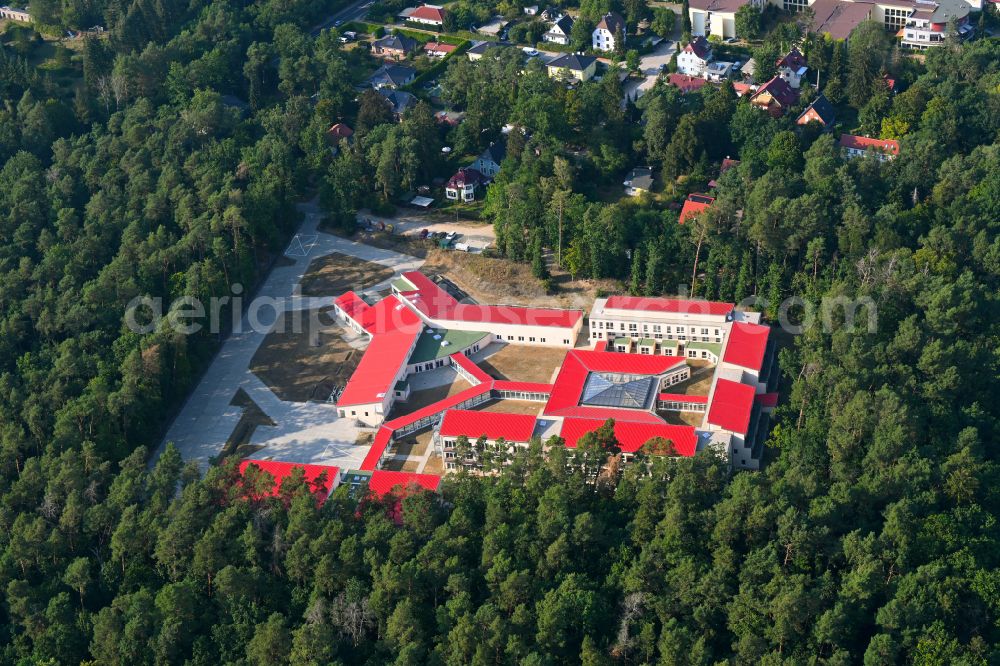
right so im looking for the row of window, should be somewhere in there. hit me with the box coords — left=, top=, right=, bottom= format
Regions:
left=599, top=331, right=719, bottom=343
left=496, top=333, right=572, bottom=345
left=658, top=400, right=707, bottom=412
left=593, top=321, right=722, bottom=336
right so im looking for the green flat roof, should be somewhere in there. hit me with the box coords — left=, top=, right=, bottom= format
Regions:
left=686, top=341, right=722, bottom=355
left=660, top=339, right=679, bottom=348
left=613, top=337, right=631, bottom=346
left=392, top=277, right=415, bottom=292
left=639, top=338, right=655, bottom=346
left=409, top=328, right=490, bottom=364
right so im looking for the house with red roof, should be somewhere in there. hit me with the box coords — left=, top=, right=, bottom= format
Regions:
left=445, top=167, right=484, bottom=202
left=839, top=134, right=900, bottom=161
left=402, top=4, right=446, bottom=27
left=721, top=321, right=777, bottom=392
left=749, top=76, right=800, bottom=117
left=424, top=41, right=456, bottom=58
left=679, top=193, right=715, bottom=224
left=666, top=73, right=709, bottom=94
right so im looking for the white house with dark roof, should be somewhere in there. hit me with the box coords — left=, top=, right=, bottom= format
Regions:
left=544, top=14, right=574, bottom=44
left=592, top=11, right=625, bottom=51
left=677, top=37, right=714, bottom=76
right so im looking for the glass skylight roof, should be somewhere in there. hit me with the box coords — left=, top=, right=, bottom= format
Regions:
left=580, top=373, right=656, bottom=409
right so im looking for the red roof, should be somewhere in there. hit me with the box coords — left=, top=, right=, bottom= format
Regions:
left=238, top=460, right=340, bottom=499
left=679, top=193, right=716, bottom=224
left=424, top=41, right=457, bottom=54
left=733, top=82, right=755, bottom=97
left=604, top=294, right=732, bottom=317
left=722, top=322, right=770, bottom=371
left=446, top=167, right=484, bottom=190
left=334, top=291, right=371, bottom=325
left=399, top=271, right=583, bottom=328
left=838, top=134, right=900, bottom=156
left=543, top=349, right=686, bottom=421
left=776, top=47, right=807, bottom=70
left=439, top=409, right=537, bottom=442
left=327, top=123, right=354, bottom=139
left=750, top=76, right=800, bottom=110
left=384, top=383, right=493, bottom=432
left=337, top=295, right=423, bottom=407
left=667, top=74, right=708, bottom=93
left=558, top=418, right=697, bottom=456
left=367, top=470, right=441, bottom=497
left=409, top=4, right=446, bottom=22
left=658, top=392, right=708, bottom=404
left=493, top=380, right=553, bottom=394
left=360, top=426, right=394, bottom=470
left=450, top=351, right=491, bottom=384
left=707, top=379, right=756, bottom=435
left=755, top=392, right=779, bottom=408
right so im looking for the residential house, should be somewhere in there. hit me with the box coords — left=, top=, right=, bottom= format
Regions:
left=706, top=61, right=735, bottom=81
left=796, top=93, right=835, bottom=128
left=679, top=193, right=715, bottom=223
left=546, top=53, right=598, bottom=82
left=424, top=41, right=457, bottom=57
left=839, top=134, right=900, bottom=161
left=326, top=123, right=354, bottom=148
left=689, top=0, right=764, bottom=39
left=776, top=47, right=808, bottom=89
left=405, top=4, right=446, bottom=27
left=623, top=167, right=653, bottom=196
left=900, top=0, right=972, bottom=49
left=524, top=5, right=539, bottom=15
left=372, top=34, right=418, bottom=60
left=467, top=40, right=511, bottom=61
left=0, top=5, right=30, bottom=21
left=708, top=158, right=740, bottom=188
left=445, top=168, right=485, bottom=202
left=677, top=36, right=713, bottom=76
left=540, top=7, right=563, bottom=20
left=472, top=139, right=507, bottom=178
left=369, top=64, right=417, bottom=89
left=666, top=73, right=709, bottom=94
left=544, top=15, right=574, bottom=45
left=592, top=11, right=625, bottom=51
left=748, top=76, right=800, bottom=116
left=379, top=89, right=417, bottom=118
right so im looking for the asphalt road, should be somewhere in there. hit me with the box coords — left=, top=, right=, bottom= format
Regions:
left=310, top=0, right=372, bottom=36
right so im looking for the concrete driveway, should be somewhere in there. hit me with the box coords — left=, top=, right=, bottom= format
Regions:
left=155, top=201, right=426, bottom=472
left=622, top=39, right=678, bottom=104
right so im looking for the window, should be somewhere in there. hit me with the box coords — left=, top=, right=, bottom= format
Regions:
left=351, top=411, right=356, bottom=416
left=883, top=6, right=909, bottom=30
left=529, top=337, right=536, bottom=342
left=628, top=323, right=637, bottom=331
left=701, top=328, right=708, bottom=335
left=508, top=335, right=514, bottom=340
left=497, top=334, right=503, bottom=340
left=541, top=338, right=546, bottom=343
left=653, top=325, right=661, bottom=333
left=518, top=336, right=525, bottom=341
left=563, top=339, right=570, bottom=344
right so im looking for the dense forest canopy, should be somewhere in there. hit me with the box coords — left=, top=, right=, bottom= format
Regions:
left=0, top=0, right=999, bottom=660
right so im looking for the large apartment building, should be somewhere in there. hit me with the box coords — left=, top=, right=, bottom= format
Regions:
left=690, top=0, right=974, bottom=44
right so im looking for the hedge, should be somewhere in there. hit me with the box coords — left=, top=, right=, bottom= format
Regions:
left=403, top=39, right=471, bottom=91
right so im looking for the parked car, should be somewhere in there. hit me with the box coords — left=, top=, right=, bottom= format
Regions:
left=522, top=47, right=539, bottom=56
